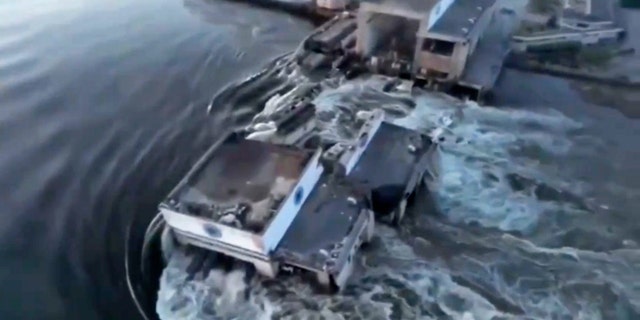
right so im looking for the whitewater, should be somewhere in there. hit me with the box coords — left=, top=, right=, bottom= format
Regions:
left=155, top=63, right=640, bottom=319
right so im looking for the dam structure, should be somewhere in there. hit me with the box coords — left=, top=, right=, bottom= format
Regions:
left=297, top=0, right=514, bottom=102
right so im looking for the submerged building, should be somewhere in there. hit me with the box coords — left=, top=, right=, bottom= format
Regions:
left=354, top=0, right=503, bottom=99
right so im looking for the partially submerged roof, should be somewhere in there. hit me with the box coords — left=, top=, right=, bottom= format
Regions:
left=276, top=176, right=367, bottom=272
left=173, top=133, right=314, bottom=234
left=420, top=0, right=497, bottom=40
left=459, top=19, right=508, bottom=91
left=360, top=0, right=440, bottom=20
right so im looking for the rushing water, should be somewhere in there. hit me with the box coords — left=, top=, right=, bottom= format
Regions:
left=157, top=70, right=640, bottom=319
left=0, top=0, right=312, bottom=319
left=1, top=0, right=639, bottom=320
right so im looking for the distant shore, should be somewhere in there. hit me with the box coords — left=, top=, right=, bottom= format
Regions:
left=572, top=3, right=640, bottom=119
left=571, top=82, right=640, bottom=119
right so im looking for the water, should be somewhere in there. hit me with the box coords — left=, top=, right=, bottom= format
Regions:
left=157, top=71, right=640, bottom=319
left=0, top=1, right=639, bottom=320
left=0, top=0, right=312, bottom=319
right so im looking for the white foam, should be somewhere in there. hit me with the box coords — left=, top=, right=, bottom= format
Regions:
left=311, top=76, right=586, bottom=232
left=157, top=226, right=522, bottom=319
left=157, top=73, right=638, bottom=320
left=157, top=250, right=280, bottom=320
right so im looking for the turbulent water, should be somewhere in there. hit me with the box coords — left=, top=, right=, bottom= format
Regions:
left=0, top=0, right=312, bottom=319
left=1, top=0, right=639, bottom=320
left=157, top=69, right=640, bottom=319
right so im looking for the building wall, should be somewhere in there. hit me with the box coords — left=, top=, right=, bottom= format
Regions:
left=412, top=1, right=498, bottom=81
left=317, top=0, right=348, bottom=10
left=415, top=50, right=453, bottom=74
left=451, top=43, right=470, bottom=78
left=413, top=41, right=469, bottom=80
left=511, top=28, right=622, bottom=51
left=356, top=1, right=438, bottom=55
left=355, top=10, right=371, bottom=54
left=162, top=208, right=266, bottom=254
left=355, top=10, right=421, bottom=58
left=564, top=0, right=592, bottom=15
left=262, top=149, right=324, bottom=253
left=561, top=18, right=614, bottom=30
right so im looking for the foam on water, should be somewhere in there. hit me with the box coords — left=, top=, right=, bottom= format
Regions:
left=156, top=76, right=640, bottom=319
left=158, top=226, right=516, bottom=320
left=312, top=77, right=588, bottom=232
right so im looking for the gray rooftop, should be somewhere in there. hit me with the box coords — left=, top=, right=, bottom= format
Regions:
left=513, top=25, right=623, bottom=38
left=348, top=122, right=432, bottom=195
left=425, top=0, right=497, bottom=40
left=276, top=122, right=434, bottom=272
left=174, top=133, right=314, bottom=234
left=460, top=23, right=508, bottom=90
left=276, top=176, right=366, bottom=272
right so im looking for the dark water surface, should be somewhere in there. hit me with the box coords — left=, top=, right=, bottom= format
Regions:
left=2, top=0, right=640, bottom=320
left=0, top=0, right=311, bottom=319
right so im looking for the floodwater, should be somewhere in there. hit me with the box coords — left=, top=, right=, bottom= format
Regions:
left=0, top=0, right=312, bottom=319
left=0, top=0, right=639, bottom=320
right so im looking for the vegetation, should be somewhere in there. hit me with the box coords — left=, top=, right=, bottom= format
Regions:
left=514, top=21, right=549, bottom=36
left=577, top=47, right=615, bottom=67
left=528, top=41, right=582, bottom=53
left=620, top=0, right=640, bottom=8
left=528, top=0, right=563, bottom=14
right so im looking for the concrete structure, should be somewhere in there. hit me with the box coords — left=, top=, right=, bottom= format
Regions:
left=563, top=0, right=592, bottom=15
left=317, top=0, right=350, bottom=10
left=415, top=0, right=499, bottom=82
left=511, top=25, right=623, bottom=52
left=559, top=8, right=613, bottom=30
left=512, top=0, right=623, bottom=53
left=160, top=105, right=439, bottom=290
left=355, top=0, right=499, bottom=83
left=561, top=10, right=609, bottom=29
left=355, top=0, right=442, bottom=78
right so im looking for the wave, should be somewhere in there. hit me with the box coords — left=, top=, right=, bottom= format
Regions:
left=154, top=66, right=640, bottom=320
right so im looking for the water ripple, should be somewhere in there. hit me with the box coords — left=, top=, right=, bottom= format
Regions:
left=157, top=72, right=640, bottom=320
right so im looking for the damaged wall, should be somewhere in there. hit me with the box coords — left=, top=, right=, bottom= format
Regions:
left=356, top=11, right=420, bottom=60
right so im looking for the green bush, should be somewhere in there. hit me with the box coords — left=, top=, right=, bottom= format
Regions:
left=528, top=0, right=563, bottom=14
left=515, top=21, right=548, bottom=35
left=620, top=0, right=640, bottom=8
left=578, top=48, right=614, bottom=66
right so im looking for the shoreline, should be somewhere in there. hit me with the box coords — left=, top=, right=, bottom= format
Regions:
left=570, top=81, right=640, bottom=119
left=492, top=68, right=640, bottom=120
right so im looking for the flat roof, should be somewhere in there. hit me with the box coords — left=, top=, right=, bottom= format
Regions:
left=348, top=122, right=432, bottom=193
left=174, top=133, right=314, bottom=234
left=422, top=0, right=497, bottom=40
left=276, top=176, right=366, bottom=272
left=459, top=21, right=508, bottom=90
left=276, top=122, right=435, bottom=272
